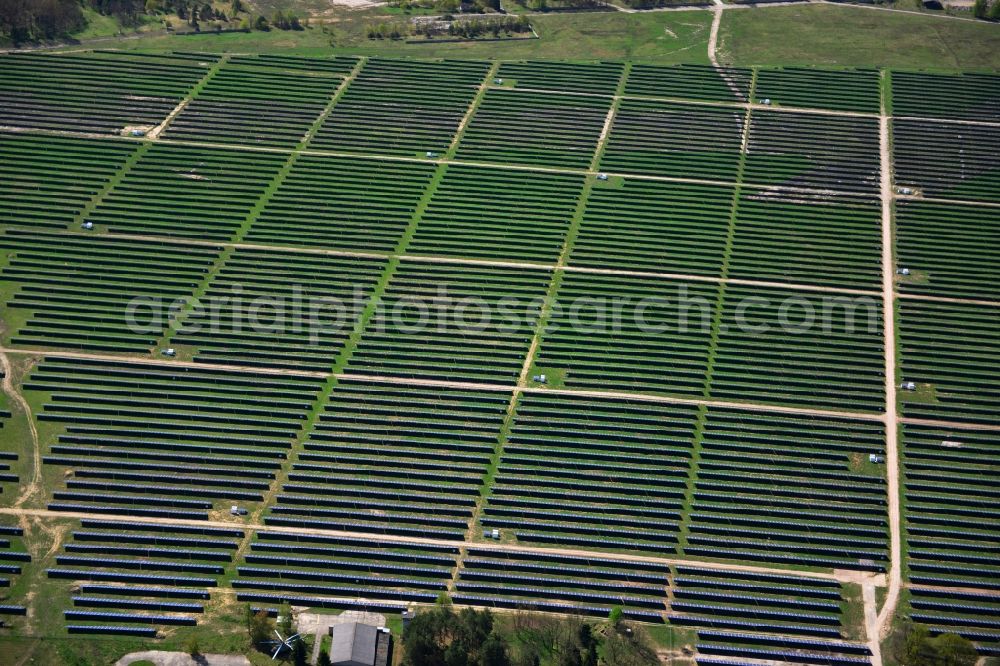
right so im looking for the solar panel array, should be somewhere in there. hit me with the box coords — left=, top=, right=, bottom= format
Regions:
left=0, top=52, right=996, bottom=660
left=48, top=521, right=240, bottom=635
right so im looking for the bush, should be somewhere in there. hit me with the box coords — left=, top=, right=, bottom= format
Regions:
left=366, top=20, right=410, bottom=39
left=292, top=637, right=308, bottom=666
left=447, top=15, right=532, bottom=38
left=892, top=622, right=978, bottom=666
left=270, top=10, right=301, bottom=30
left=278, top=601, right=293, bottom=636
left=0, top=0, right=85, bottom=42
left=247, top=605, right=274, bottom=648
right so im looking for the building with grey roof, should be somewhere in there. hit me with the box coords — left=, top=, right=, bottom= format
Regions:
left=329, top=622, right=391, bottom=666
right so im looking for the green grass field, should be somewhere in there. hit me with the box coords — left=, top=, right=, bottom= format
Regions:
left=47, top=3, right=999, bottom=71
left=718, top=4, right=1000, bottom=71
left=62, top=10, right=714, bottom=64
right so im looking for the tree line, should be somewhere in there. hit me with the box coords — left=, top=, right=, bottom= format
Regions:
left=973, top=0, right=1000, bottom=20
left=444, top=15, right=531, bottom=38
left=402, top=603, right=659, bottom=666
left=0, top=0, right=300, bottom=44
left=145, top=0, right=302, bottom=33
left=0, top=0, right=84, bottom=42
left=388, top=0, right=503, bottom=12
left=620, top=0, right=691, bottom=9
left=369, top=14, right=531, bottom=39
left=519, top=0, right=608, bottom=11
